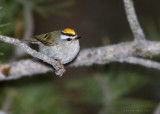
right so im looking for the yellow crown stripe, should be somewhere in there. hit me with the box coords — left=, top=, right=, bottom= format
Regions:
left=62, top=28, right=76, bottom=35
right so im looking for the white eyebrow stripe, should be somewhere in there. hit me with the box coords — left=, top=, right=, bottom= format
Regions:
left=60, top=34, right=77, bottom=39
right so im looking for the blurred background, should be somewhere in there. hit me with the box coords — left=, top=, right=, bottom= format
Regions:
left=0, top=0, right=160, bottom=114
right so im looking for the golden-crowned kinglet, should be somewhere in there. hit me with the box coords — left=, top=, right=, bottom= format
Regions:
left=27, top=28, right=81, bottom=76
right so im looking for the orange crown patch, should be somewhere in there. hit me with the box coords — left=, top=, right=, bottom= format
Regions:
left=62, top=28, right=76, bottom=35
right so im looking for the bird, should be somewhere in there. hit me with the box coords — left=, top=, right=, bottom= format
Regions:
left=26, top=28, right=81, bottom=76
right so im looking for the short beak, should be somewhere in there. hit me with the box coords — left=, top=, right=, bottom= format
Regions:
left=71, top=36, right=81, bottom=42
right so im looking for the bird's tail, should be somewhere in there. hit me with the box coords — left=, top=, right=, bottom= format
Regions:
left=23, top=38, right=39, bottom=44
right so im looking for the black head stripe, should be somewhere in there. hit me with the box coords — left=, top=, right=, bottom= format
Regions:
left=61, top=32, right=76, bottom=36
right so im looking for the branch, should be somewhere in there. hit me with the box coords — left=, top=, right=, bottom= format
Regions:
left=123, top=0, right=146, bottom=41
left=153, top=103, right=160, bottom=114
left=0, top=59, right=52, bottom=80
left=70, top=41, right=160, bottom=67
left=1, top=35, right=160, bottom=80
left=0, top=35, right=62, bottom=76
left=0, top=111, right=7, bottom=114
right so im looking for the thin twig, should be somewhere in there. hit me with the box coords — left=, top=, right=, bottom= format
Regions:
left=23, top=0, right=34, bottom=39
left=117, top=57, right=160, bottom=70
left=94, top=74, right=111, bottom=114
left=2, top=88, right=17, bottom=113
left=123, top=0, right=146, bottom=41
left=12, top=0, right=34, bottom=60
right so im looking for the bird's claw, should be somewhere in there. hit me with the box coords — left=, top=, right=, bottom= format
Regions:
left=55, top=59, right=66, bottom=77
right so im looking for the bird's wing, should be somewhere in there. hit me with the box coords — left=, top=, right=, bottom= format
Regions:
left=23, top=31, right=59, bottom=46
left=33, top=31, right=59, bottom=46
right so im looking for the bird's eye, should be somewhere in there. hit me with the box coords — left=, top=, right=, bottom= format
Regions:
left=67, top=38, right=72, bottom=41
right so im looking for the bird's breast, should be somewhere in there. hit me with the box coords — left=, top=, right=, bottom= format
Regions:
left=59, top=41, right=80, bottom=64
left=39, top=41, right=80, bottom=64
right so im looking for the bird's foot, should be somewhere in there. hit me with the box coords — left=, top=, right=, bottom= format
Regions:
left=55, top=59, right=66, bottom=77
left=59, top=65, right=66, bottom=77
